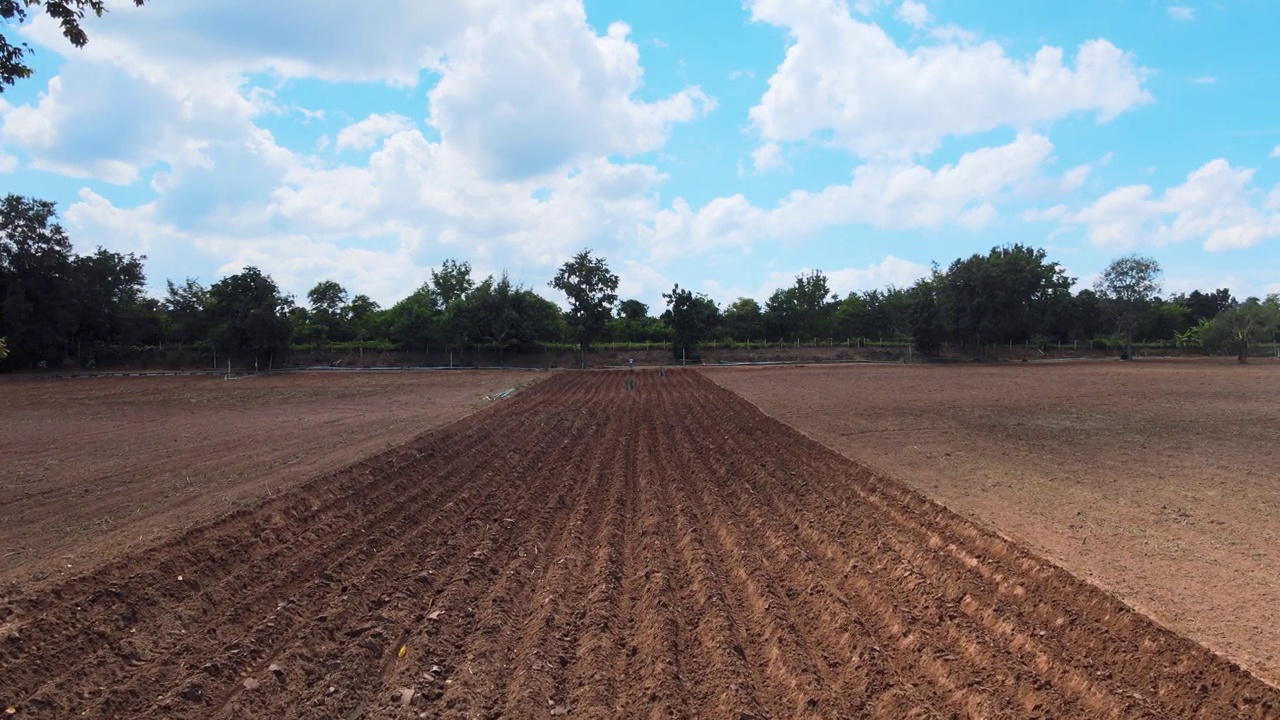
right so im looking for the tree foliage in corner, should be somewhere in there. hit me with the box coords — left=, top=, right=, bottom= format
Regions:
left=1, top=0, right=146, bottom=91
left=1095, top=254, right=1162, bottom=359
left=550, top=249, right=618, bottom=359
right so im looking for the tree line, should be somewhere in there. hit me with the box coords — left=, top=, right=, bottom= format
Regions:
left=1, top=194, right=1277, bottom=370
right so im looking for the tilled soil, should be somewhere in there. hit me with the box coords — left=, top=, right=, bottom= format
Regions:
left=706, top=359, right=1280, bottom=686
left=0, top=370, right=542, bottom=587
left=2, top=370, right=1277, bottom=718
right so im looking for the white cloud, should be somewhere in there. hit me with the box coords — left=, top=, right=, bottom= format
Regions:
left=896, top=1, right=932, bottom=28
left=427, top=5, right=713, bottom=179
left=1168, top=6, right=1195, bottom=21
left=643, top=133, right=1054, bottom=261
left=746, top=0, right=1151, bottom=158
left=1065, top=159, right=1280, bottom=251
left=1271, top=145, right=1280, bottom=159
left=1060, top=151, right=1112, bottom=191
left=751, top=142, right=788, bottom=174
left=6, top=1, right=712, bottom=185
left=827, top=256, right=931, bottom=292
left=335, top=113, right=416, bottom=152
left=0, top=152, right=16, bottom=173
left=0, top=0, right=716, bottom=303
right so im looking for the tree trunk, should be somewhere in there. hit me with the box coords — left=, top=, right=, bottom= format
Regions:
left=1238, top=339, right=1249, bottom=364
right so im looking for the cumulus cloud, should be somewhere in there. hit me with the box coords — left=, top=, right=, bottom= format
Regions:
left=0, top=0, right=719, bottom=302
left=896, top=1, right=932, bottom=28
left=751, top=142, right=788, bottom=174
left=643, top=133, right=1054, bottom=261
left=746, top=0, right=1151, bottom=158
left=1272, top=145, right=1280, bottom=159
left=335, top=113, right=417, bottom=152
left=1064, top=159, right=1280, bottom=251
left=428, top=6, right=713, bottom=179
left=1059, top=151, right=1112, bottom=191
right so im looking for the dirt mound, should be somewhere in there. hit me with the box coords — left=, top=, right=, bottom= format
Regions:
left=1, top=370, right=1276, bottom=718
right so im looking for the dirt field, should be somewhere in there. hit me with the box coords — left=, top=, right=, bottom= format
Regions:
left=2, top=369, right=1276, bottom=718
left=707, top=359, right=1280, bottom=689
left=0, top=370, right=543, bottom=588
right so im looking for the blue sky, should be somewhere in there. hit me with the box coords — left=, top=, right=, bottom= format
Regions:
left=1, top=0, right=1277, bottom=310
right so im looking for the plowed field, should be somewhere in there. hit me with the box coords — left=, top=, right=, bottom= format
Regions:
left=0, top=370, right=543, bottom=587
left=2, top=370, right=1277, bottom=718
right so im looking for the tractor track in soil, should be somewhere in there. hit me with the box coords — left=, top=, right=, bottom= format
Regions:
left=1, top=370, right=1277, bottom=718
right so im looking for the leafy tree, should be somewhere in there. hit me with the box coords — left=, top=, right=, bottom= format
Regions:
left=617, top=299, right=649, bottom=322
left=664, top=284, right=720, bottom=360
left=1183, top=288, right=1234, bottom=324
left=162, top=277, right=210, bottom=345
left=1202, top=297, right=1280, bottom=363
left=70, top=247, right=149, bottom=359
left=305, top=279, right=350, bottom=343
left=1, top=0, right=145, bottom=91
left=722, top=297, right=763, bottom=341
left=1, top=194, right=75, bottom=367
left=345, top=294, right=382, bottom=341
left=608, top=299, right=669, bottom=343
left=764, top=270, right=836, bottom=341
left=939, top=244, right=1073, bottom=346
left=455, top=274, right=562, bottom=362
left=431, top=259, right=474, bottom=307
left=1095, top=254, right=1162, bottom=359
left=386, top=283, right=442, bottom=352
left=907, top=278, right=944, bottom=354
left=1060, top=289, right=1106, bottom=343
left=206, top=267, right=293, bottom=362
left=832, top=293, right=868, bottom=340
left=550, top=249, right=618, bottom=363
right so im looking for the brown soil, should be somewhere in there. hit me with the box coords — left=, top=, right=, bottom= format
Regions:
left=0, top=370, right=544, bottom=588
left=706, top=358, right=1280, bottom=688
left=2, top=369, right=1276, bottom=718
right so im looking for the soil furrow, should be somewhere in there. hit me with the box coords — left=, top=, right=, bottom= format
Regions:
left=3, top=369, right=1278, bottom=719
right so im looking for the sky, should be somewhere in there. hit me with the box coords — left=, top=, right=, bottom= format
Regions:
left=1, top=0, right=1278, bottom=311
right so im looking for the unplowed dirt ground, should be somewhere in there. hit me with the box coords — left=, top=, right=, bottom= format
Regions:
left=3, top=369, right=1277, bottom=718
left=0, top=370, right=543, bottom=588
left=707, top=359, right=1280, bottom=689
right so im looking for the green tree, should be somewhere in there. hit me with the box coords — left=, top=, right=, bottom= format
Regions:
left=345, top=294, right=382, bottom=342
left=1095, top=254, right=1162, bottom=359
left=2, top=0, right=145, bottom=91
left=664, top=284, right=720, bottom=360
left=70, top=247, right=149, bottom=361
left=617, top=299, right=649, bottom=322
left=907, top=278, right=944, bottom=355
left=722, top=297, right=763, bottom=341
left=1, top=194, right=75, bottom=367
left=387, top=283, right=442, bottom=352
left=431, top=259, right=474, bottom=307
left=161, top=277, right=210, bottom=345
left=1183, top=288, right=1234, bottom=324
left=939, top=244, right=1073, bottom=347
left=207, top=267, right=293, bottom=363
left=550, top=249, right=618, bottom=364
left=1202, top=297, right=1279, bottom=363
left=764, top=270, right=836, bottom=341
left=305, top=279, right=350, bottom=343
